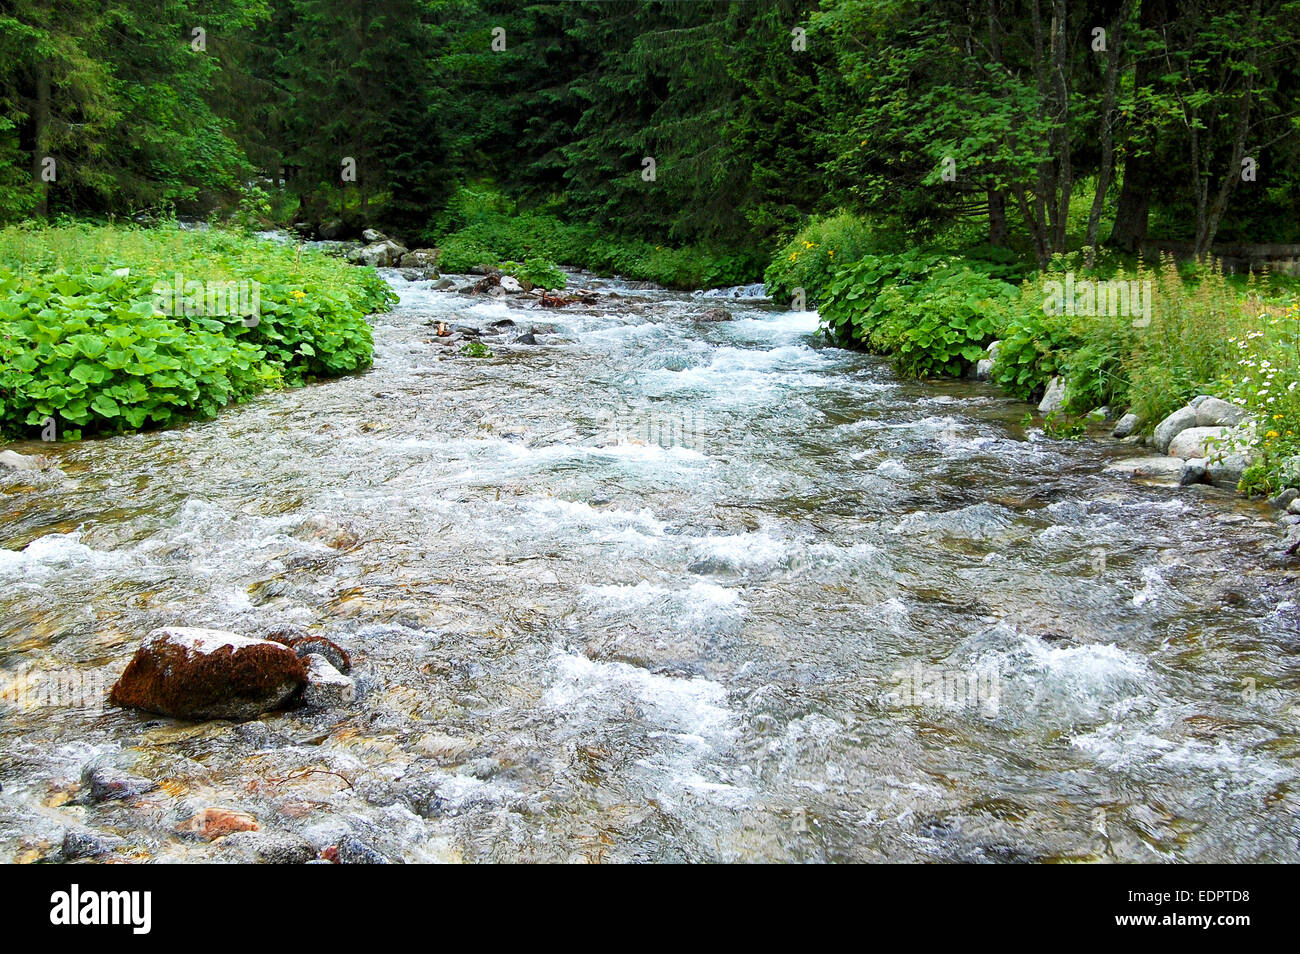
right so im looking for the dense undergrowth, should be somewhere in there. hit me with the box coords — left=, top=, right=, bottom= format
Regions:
left=433, top=187, right=762, bottom=290
left=0, top=223, right=392, bottom=439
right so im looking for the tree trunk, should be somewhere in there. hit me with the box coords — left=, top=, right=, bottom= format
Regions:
left=1084, top=0, right=1134, bottom=267
left=1108, top=0, right=1167, bottom=254
left=988, top=190, right=1008, bottom=247
left=31, top=65, right=51, bottom=219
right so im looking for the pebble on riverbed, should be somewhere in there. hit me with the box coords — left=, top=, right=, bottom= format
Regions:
left=81, top=762, right=157, bottom=803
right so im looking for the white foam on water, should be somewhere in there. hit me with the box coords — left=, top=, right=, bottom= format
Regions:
left=582, top=580, right=744, bottom=629
left=545, top=651, right=742, bottom=805
left=511, top=498, right=667, bottom=539
left=0, top=532, right=126, bottom=582
left=1071, top=723, right=1292, bottom=791
left=546, top=651, right=732, bottom=736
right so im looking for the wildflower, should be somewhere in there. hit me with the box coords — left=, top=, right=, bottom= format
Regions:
left=1266, top=430, right=1280, bottom=439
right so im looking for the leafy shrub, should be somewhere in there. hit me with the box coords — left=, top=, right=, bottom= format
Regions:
left=499, top=257, right=567, bottom=291
left=763, top=212, right=892, bottom=306
left=820, top=251, right=1017, bottom=377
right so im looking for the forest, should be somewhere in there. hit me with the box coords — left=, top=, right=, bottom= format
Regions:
left=3, top=0, right=1298, bottom=264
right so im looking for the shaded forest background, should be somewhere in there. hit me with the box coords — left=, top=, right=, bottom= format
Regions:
left=3, top=0, right=1299, bottom=272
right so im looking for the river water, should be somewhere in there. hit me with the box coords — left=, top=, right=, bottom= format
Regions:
left=1, top=266, right=1298, bottom=863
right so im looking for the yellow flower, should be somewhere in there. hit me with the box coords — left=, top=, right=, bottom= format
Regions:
left=828, top=250, right=834, bottom=257
left=1273, top=414, right=1284, bottom=420
left=1266, top=430, right=1280, bottom=438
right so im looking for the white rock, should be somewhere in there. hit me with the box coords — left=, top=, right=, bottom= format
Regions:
left=1103, top=456, right=1187, bottom=484
left=1112, top=412, right=1141, bottom=438
left=499, top=275, right=523, bottom=294
left=1167, top=425, right=1227, bottom=460
left=1206, top=453, right=1253, bottom=490
left=302, top=653, right=356, bottom=708
left=1038, top=376, right=1067, bottom=414
left=975, top=341, right=1001, bottom=380
left=1195, top=397, right=1248, bottom=428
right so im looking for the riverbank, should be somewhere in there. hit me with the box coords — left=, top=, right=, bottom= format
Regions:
left=0, top=223, right=392, bottom=440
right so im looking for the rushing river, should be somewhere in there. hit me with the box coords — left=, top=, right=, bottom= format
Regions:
left=1, top=266, right=1298, bottom=863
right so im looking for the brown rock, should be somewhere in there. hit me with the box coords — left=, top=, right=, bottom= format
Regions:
left=181, top=807, right=259, bottom=840
left=110, top=627, right=307, bottom=720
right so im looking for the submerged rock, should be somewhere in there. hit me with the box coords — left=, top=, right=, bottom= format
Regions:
left=695, top=307, right=733, bottom=323
left=0, top=449, right=51, bottom=471
left=219, top=830, right=315, bottom=864
left=81, top=763, right=157, bottom=803
left=1103, top=456, right=1187, bottom=484
left=331, top=834, right=390, bottom=864
left=62, top=830, right=123, bottom=859
left=180, top=807, right=260, bottom=841
left=110, top=627, right=307, bottom=721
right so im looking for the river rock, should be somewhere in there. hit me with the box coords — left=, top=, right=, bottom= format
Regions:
left=62, top=830, right=123, bottom=859
left=1180, top=458, right=1209, bottom=486
left=1112, top=412, right=1141, bottom=439
left=1288, top=497, right=1300, bottom=515
left=0, top=449, right=51, bottom=471
left=180, top=807, right=260, bottom=840
left=1152, top=404, right=1199, bottom=454
left=332, top=833, right=390, bottom=864
left=433, top=277, right=455, bottom=290
left=1206, top=453, right=1251, bottom=490
left=1195, top=397, right=1248, bottom=428
left=301, top=653, right=357, bottom=708
left=514, top=332, right=538, bottom=345
left=1038, top=376, right=1067, bottom=414
left=399, top=248, right=438, bottom=268
left=695, top=307, right=733, bottom=323
left=81, top=763, right=157, bottom=803
left=1167, top=426, right=1227, bottom=460
left=361, top=228, right=388, bottom=243
left=1103, top=456, right=1187, bottom=484
left=499, top=275, right=524, bottom=294
left=110, top=627, right=308, bottom=721
left=285, top=635, right=350, bottom=672
left=1270, top=488, right=1299, bottom=510
left=975, top=340, right=1001, bottom=380
left=347, top=240, right=408, bottom=268
left=219, top=830, right=315, bottom=864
